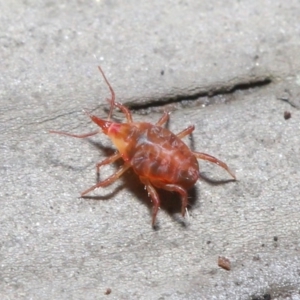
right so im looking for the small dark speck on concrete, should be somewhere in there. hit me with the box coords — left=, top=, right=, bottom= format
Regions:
left=284, top=111, right=291, bottom=120
left=161, top=70, right=164, bottom=75
left=105, top=288, right=112, bottom=295
left=273, top=236, right=278, bottom=242
left=253, top=255, right=260, bottom=261
left=218, top=256, right=231, bottom=271
left=251, top=293, right=271, bottom=300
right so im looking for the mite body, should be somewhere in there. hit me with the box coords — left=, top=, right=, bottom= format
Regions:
left=51, top=67, right=236, bottom=226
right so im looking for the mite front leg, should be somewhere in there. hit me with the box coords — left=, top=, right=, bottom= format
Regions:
left=97, top=66, right=132, bottom=123
left=81, top=163, right=131, bottom=197
left=193, top=151, right=236, bottom=179
left=156, top=111, right=170, bottom=126
left=98, top=66, right=116, bottom=121
left=140, top=177, right=161, bottom=226
left=49, top=130, right=99, bottom=139
left=176, top=125, right=195, bottom=139
left=96, top=152, right=122, bottom=181
left=114, top=102, right=133, bottom=123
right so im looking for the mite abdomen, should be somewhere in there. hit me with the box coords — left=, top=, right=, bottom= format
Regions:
left=130, top=124, right=199, bottom=188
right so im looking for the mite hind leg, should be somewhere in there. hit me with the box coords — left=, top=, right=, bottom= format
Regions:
left=140, top=177, right=161, bottom=226
left=193, top=151, right=236, bottom=179
left=160, top=184, right=188, bottom=217
left=81, top=163, right=131, bottom=196
left=176, top=125, right=195, bottom=139
left=152, top=181, right=188, bottom=217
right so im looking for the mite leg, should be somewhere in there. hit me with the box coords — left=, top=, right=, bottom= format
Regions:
left=193, top=151, right=236, bottom=179
left=140, top=177, right=161, bottom=226
left=160, top=184, right=188, bottom=217
left=96, top=152, right=122, bottom=181
left=114, top=102, right=133, bottom=123
left=176, top=125, right=195, bottom=139
left=81, top=163, right=131, bottom=196
left=98, top=66, right=116, bottom=120
left=98, top=65, right=133, bottom=123
left=156, top=111, right=170, bottom=126
left=49, top=130, right=99, bottom=138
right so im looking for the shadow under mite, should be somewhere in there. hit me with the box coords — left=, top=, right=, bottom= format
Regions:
left=81, top=139, right=235, bottom=227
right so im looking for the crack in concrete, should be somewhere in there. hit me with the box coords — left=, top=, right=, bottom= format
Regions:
left=128, top=77, right=272, bottom=113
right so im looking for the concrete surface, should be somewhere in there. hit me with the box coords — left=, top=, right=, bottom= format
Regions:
left=1, top=1, right=300, bottom=299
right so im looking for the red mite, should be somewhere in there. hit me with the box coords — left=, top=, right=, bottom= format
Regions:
left=51, top=66, right=236, bottom=226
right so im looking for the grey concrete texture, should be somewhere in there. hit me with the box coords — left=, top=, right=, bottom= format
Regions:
left=1, top=1, right=300, bottom=299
